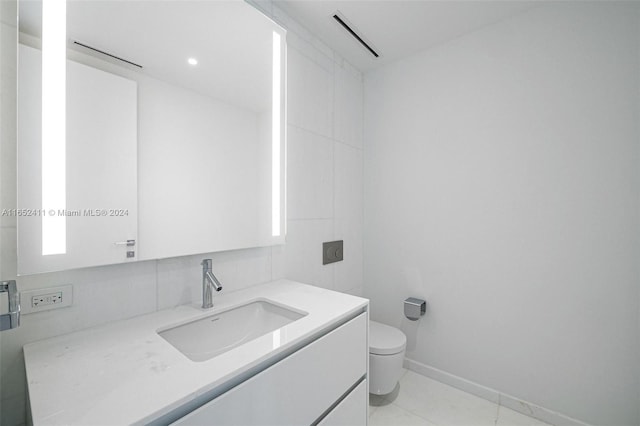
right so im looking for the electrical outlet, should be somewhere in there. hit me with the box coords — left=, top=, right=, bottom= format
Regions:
left=21, top=285, right=73, bottom=314
left=32, top=292, right=63, bottom=307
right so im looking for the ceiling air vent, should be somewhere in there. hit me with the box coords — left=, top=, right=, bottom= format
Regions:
left=332, top=11, right=379, bottom=58
left=72, top=41, right=143, bottom=69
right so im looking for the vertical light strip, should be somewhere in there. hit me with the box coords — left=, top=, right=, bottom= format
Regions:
left=271, top=31, right=281, bottom=237
left=42, top=0, right=67, bottom=255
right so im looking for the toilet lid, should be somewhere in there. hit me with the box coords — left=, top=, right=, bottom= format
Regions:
left=370, top=320, right=407, bottom=355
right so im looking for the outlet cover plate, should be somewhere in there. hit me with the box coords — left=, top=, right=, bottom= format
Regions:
left=21, top=284, right=73, bottom=314
left=323, top=240, right=344, bottom=265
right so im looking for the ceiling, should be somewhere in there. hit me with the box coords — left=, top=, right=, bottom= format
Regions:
left=274, top=0, right=541, bottom=72
left=18, top=0, right=542, bottom=99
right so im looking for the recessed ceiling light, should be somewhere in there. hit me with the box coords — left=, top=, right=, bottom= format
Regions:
left=187, top=57, right=198, bottom=66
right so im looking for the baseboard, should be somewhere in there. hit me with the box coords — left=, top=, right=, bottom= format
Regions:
left=404, top=358, right=592, bottom=426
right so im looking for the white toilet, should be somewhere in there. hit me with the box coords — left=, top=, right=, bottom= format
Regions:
left=369, top=320, right=407, bottom=395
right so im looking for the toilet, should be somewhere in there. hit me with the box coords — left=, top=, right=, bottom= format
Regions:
left=369, top=320, right=407, bottom=395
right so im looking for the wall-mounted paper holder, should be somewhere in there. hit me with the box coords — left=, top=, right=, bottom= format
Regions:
left=404, top=297, right=426, bottom=321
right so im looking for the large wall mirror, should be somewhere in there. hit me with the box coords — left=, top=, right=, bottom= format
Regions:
left=17, top=0, right=286, bottom=275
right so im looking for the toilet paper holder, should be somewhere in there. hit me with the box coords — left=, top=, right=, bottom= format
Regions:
left=404, top=297, right=426, bottom=321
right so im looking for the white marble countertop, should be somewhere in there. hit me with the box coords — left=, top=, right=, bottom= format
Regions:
left=23, top=280, right=368, bottom=425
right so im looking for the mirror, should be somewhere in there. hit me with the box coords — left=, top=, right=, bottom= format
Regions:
left=17, top=0, right=286, bottom=274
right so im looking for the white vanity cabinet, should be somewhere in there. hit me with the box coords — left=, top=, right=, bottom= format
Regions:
left=24, top=281, right=368, bottom=426
left=171, top=313, right=368, bottom=426
left=318, top=380, right=368, bottom=426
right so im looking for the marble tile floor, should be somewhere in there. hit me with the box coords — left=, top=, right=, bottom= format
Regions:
left=369, top=370, right=553, bottom=426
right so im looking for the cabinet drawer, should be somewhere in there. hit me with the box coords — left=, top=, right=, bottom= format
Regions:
left=317, top=380, right=367, bottom=426
left=172, top=313, right=367, bottom=425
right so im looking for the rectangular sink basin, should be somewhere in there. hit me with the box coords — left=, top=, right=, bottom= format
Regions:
left=158, top=300, right=306, bottom=362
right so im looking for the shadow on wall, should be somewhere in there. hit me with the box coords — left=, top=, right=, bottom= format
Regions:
left=400, top=313, right=423, bottom=354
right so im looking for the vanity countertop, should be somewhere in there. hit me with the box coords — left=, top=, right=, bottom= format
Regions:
left=23, top=279, right=368, bottom=425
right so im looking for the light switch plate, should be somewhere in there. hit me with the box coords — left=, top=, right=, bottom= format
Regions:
left=323, top=240, right=344, bottom=265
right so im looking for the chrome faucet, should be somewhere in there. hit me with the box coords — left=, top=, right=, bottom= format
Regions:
left=0, top=280, right=20, bottom=331
left=201, top=259, right=222, bottom=309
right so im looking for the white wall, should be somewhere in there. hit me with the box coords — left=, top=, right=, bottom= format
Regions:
left=364, top=3, right=639, bottom=425
left=0, top=2, right=363, bottom=425
left=264, top=2, right=364, bottom=297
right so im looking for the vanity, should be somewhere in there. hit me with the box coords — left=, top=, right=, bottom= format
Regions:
left=17, top=2, right=368, bottom=424
left=23, top=280, right=369, bottom=425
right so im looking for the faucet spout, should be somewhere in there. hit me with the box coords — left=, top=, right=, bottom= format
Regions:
left=205, top=270, right=223, bottom=292
left=201, top=259, right=223, bottom=309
